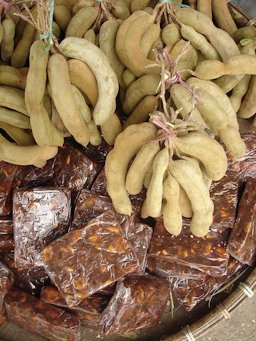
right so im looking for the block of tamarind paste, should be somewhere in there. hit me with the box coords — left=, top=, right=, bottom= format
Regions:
left=0, top=219, right=13, bottom=235
left=99, top=274, right=169, bottom=335
left=0, top=307, right=6, bottom=326
left=41, top=210, right=139, bottom=307
left=227, top=178, right=256, bottom=265
left=0, top=235, right=14, bottom=253
left=0, top=162, right=19, bottom=216
left=83, top=139, right=112, bottom=165
left=0, top=261, right=14, bottom=311
left=41, top=286, right=109, bottom=330
left=4, top=289, right=81, bottom=341
left=2, top=252, right=50, bottom=296
left=13, top=188, right=71, bottom=268
left=52, top=142, right=101, bottom=201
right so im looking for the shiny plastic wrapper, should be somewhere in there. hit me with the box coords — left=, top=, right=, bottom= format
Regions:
left=41, top=286, right=109, bottom=330
left=0, top=162, right=18, bottom=216
left=4, top=289, right=81, bottom=341
left=99, top=274, right=169, bottom=335
left=2, top=252, right=50, bottom=296
left=52, top=142, right=101, bottom=201
left=227, top=178, right=256, bottom=265
left=0, top=307, right=6, bottom=326
left=91, top=168, right=108, bottom=196
left=0, top=219, right=13, bottom=235
left=13, top=188, right=71, bottom=268
left=41, top=210, right=139, bottom=307
left=83, top=139, right=112, bottom=165
left=0, top=261, right=14, bottom=311
left=0, top=235, right=14, bottom=253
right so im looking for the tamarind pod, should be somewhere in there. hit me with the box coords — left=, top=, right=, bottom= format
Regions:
left=105, top=123, right=157, bottom=215
left=170, top=84, right=208, bottom=129
left=143, top=166, right=152, bottom=189
left=0, top=21, right=3, bottom=44
left=54, top=5, right=72, bottom=31
left=175, top=8, right=240, bottom=62
left=142, top=148, right=169, bottom=218
left=1, top=18, right=15, bottom=62
left=130, top=0, right=150, bottom=13
left=141, top=23, right=160, bottom=58
left=0, top=107, right=30, bottom=129
left=55, top=0, right=84, bottom=11
left=14, top=16, right=26, bottom=46
left=122, top=74, right=161, bottom=114
left=44, top=95, right=52, bottom=119
left=212, top=0, right=237, bottom=35
left=84, top=29, right=96, bottom=44
left=0, top=86, right=28, bottom=116
left=0, top=133, right=58, bottom=167
left=169, top=159, right=214, bottom=237
left=232, top=27, right=256, bottom=43
left=0, top=65, right=27, bottom=89
left=122, top=69, right=137, bottom=88
left=87, top=120, right=102, bottom=146
left=126, top=142, right=160, bottom=195
left=175, top=132, right=228, bottom=181
left=238, top=76, right=256, bottom=119
left=162, top=23, right=181, bottom=53
left=197, top=51, right=206, bottom=63
left=143, top=7, right=153, bottom=14
left=51, top=100, right=70, bottom=137
left=111, top=0, right=130, bottom=20
left=11, top=22, right=36, bottom=68
left=25, top=41, right=64, bottom=147
left=67, top=59, right=98, bottom=107
left=48, top=53, right=90, bottom=147
left=101, top=114, right=122, bottom=146
left=60, top=37, right=119, bottom=125
left=188, top=0, right=197, bottom=9
left=180, top=24, right=220, bottom=60
left=72, top=0, right=95, bottom=14
left=197, top=0, right=212, bottom=18
left=99, top=20, right=124, bottom=84
left=162, top=173, right=182, bottom=236
left=124, top=95, right=158, bottom=128
left=179, top=187, right=193, bottom=218
left=218, top=126, right=246, bottom=158
left=52, top=22, right=61, bottom=39
left=65, top=6, right=98, bottom=38
left=186, top=77, right=239, bottom=129
left=230, top=75, right=252, bottom=113
left=215, top=75, right=244, bottom=94
left=200, top=165, right=212, bottom=190
left=0, top=122, right=34, bottom=146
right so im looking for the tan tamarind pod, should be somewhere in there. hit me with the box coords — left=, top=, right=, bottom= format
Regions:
left=143, top=166, right=152, bottom=189
left=0, top=86, right=28, bottom=116
left=0, top=122, right=34, bottom=146
left=99, top=20, right=124, bottom=84
left=14, top=16, right=26, bottom=46
left=48, top=53, right=90, bottom=147
left=212, top=0, right=237, bottom=35
left=188, top=0, right=197, bottom=9
left=148, top=36, right=164, bottom=61
left=1, top=18, right=15, bottom=62
left=179, top=187, right=193, bottom=218
left=54, top=5, right=72, bottom=31
left=232, top=27, right=256, bottom=43
left=111, top=0, right=130, bottom=20
left=65, top=6, right=98, bottom=38
left=25, top=41, right=64, bottom=147
left=0, top=133, right=58, bottom=167
left=141, top=23, right=160, bottom=58
left=51, top=100, right=70, bottom=137
left=122, top=74, right=161, bottom=114
left=87, top=120, right=102, bottom=146
left=105, top=123, right=157, bottom=215
left=83, top=29, right=96, bottom=44
left=122, top=69, right=136, bottom=88
left=180, top=23, right=220, bottom=60
left=124, top=95, right=158, bottom=128
left=55, top=0, right=78, bottom=10
left=197, top=0, right=212, bottom=19
left=52, top=22, right=61, bottom=39
left=0, top=107, right=30, bottom=129
left=175, top=132, right=228, bottom=181
left=143, top=7, right=153, bottom=14
left=0, top=65, right=27, bottom=89
left=170, top=84, right=208, bottom=129
left=169, top=159, right=214, bottom=237
left=230, top=75, right=252, bottom=113
left=141, top=148, right=169, bottom=218
left=130, top=0, right=150, bottom=13
left=0, top=21, right=3, bottom=44
left=162, top=173, right=182, bottom=236
left=101, top=114, right=122, bottom=146
left=126, top=142, right=160, bottom=195
left=238, top=76, right=256, bottom=119
left=218, top=126, right=246, bottom=158
left=67, top=59, right=98, bottom=107
left=44, top=95, right=52, bottom=118
left=60, top=37, right=119, bottom=125
left=72, top=0, right=95, bottom=14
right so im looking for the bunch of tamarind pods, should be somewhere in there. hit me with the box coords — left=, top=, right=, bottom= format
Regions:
left=0, top=0, right=255, bottom=237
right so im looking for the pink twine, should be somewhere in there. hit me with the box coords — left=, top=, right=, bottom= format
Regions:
left=0, top=0, right=13, bottom=9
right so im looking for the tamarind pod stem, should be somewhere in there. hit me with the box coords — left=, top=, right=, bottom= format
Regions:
left=163, top=173, right=182, bottom=236
left=123, top=74, right=161, bottom=114
left=126, top=141, right=160, bottom=195
left=0, top=107, right=30, bottom=129
left=101, top=114, right=122, bottom=146
left=105, top=123, right=157, bottom=215
left=238, top=76, right=256, bottom=119
left=212, top=0, right=237, bottom=35
left=0, top=133, right=58, bottom=167
left=65, top=6, right=98, bottom=38
left=60, top=37, right=119, bottom=125
left=0, top=86, right=28, bottom=116
left=179, top=187, right=193, bottom=218
left=0, top=122, right=34, bottom=146
left=197, top=0, right=212, bottom=19
left=1, top=18, right=15, bottom=62
left=0, top=65, right=27, bottom=89
left=54, top=5, right=72, bottom=31
left=124, top=95, right=158, bottom=128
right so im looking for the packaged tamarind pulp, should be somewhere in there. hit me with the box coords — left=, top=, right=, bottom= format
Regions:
left=0, top=261, right=14, bottom=312
left=0, top=162, right=19, bottom=217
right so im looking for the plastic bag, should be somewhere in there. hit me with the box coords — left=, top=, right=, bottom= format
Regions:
left=0, top=219, right=13, bottom=235
left=0, top=162, right=18, bottom=216
left=0, top=261, right=14, bottom=311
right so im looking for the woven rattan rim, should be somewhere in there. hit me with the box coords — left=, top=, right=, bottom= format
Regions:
left=164, top=3, right=256, bottom=340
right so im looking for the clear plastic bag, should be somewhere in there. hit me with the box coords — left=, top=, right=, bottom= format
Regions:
left=0, top=261, right=14, bottom=311
left=0, top=162, right=19, bottom=216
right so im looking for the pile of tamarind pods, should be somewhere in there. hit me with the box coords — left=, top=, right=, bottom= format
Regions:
left=0, top=0, right=256, bottom=237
